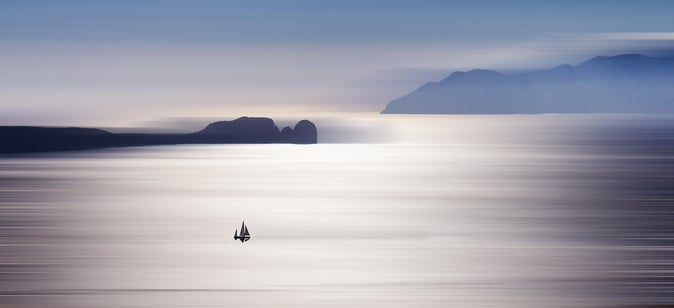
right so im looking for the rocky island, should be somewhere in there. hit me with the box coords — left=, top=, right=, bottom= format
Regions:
left=0, top=117, right=318, bottom=154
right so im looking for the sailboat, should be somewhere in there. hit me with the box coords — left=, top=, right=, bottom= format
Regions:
left=234, top=221, right=251, bottom=243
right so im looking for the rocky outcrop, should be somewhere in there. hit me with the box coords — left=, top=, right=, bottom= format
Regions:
left=193, top=117, right=281, bottom=143
left=197, top=117, right=280, bottom=137
left=279, top=120, right=318, bottom=144
left=292, top=120, right=319, bottom=144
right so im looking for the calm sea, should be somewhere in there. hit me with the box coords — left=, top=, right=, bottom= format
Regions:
left=2, top=115, right=673, bottom=307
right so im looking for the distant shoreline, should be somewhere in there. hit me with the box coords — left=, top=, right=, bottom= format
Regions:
left=383, top=54, right=674, bottom=114
left=0, top=117, right=317, bottom=154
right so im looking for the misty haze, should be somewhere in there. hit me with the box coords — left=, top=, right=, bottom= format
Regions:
left=383, top=54, right=674, bottom=114
left=3, top=1, right=674, bottom=308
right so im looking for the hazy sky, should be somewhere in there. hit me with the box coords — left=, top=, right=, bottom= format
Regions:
left=2, top=0, right=674, bottom=125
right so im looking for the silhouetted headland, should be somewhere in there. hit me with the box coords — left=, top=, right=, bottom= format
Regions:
left=382, top=54, right=674, bottom=114
left=0, top=117, right=318, bottom=153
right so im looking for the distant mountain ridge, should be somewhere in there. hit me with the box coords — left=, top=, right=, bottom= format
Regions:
left=382, top=54, right=674, bottom=114
left=0, top=117, right=318, bottom=154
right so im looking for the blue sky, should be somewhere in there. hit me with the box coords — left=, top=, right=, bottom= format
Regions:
left=2, top=0, right=674, bottom=124
left=4, top=1, right=673, bottom=42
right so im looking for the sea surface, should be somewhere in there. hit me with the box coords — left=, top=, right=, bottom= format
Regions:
left=2, top=114, right=674, bottom=308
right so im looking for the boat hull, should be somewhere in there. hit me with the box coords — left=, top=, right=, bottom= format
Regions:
left=233, top=235, right=251, bottom=243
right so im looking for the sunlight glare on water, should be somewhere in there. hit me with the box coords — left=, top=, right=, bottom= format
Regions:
left=1, top=115, right=672, bottom=307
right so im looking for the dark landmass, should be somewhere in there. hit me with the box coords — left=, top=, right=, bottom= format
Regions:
left=382, top=54, right=674, bottom=114
left=0, top=117, right=318, bottom=153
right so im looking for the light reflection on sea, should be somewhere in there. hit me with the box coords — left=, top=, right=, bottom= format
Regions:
left=1, top=114, right=673, bottom=307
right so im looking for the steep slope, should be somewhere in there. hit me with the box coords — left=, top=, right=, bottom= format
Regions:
left=382, top=54, right=674, bottom=114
